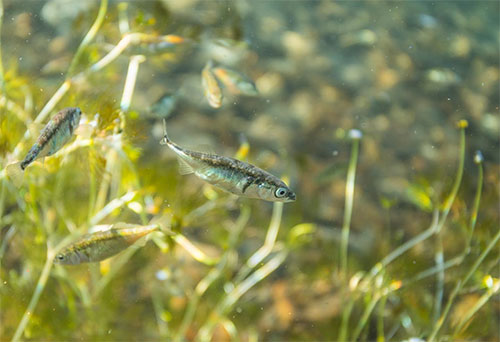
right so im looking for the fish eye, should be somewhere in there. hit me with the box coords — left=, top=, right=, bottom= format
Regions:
left=57, top=254, right=64, bottom=260
left=275, top=187, right=288, bottom=198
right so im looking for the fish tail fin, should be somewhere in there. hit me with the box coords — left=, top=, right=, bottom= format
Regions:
left=5, top=162, right=24, bottom=187
left=160, top=119, right=171, bottom=145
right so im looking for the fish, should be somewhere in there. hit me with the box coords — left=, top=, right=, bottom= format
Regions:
left=201, top=61, right=223, bottom=108
left=212, top=67, right=258, bottom=96
left=147, top=92, right=178, bottom=119
left=159, top=120, right=296, bottom=203
left=5, top=107, right=82, bottom=185
left=132, top=34, right=189, bottom=55
left=54, top=223, right=161, bottom=265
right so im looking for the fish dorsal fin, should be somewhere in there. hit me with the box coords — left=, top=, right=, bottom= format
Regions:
left=193, top=143, right=215, bottom=155
left=111, top=222, right=138, bottom=229
left=177, top=157, right=194, bottom=175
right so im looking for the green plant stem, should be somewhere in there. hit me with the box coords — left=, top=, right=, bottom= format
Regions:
left=151, top=288, right=169, bottom=338
left=466, top=162, right=483, bottom=252
left=176, top=261, right=226, bottom=341
left=428, top=155, right=486, bottom=340
left=340, top=136, right=360, bottom=276
left=88, top=142, right=97, bottom=218
left=175, top=207, right=250, bottom=341
left=12, top=236, right=76, bottom=342
left=247, top=202, right=283, bottom=268
left=118, top=2, right=130, bottom=35
left=197, top=250, right=287, bottom=342
left=433, top=232, right=444, bottom=323
left=89, top=191, right=136, bottom=226
left=428, top=229, right=500, bottom=340
left=351, top=293, right=380, bottom=341
left=67, top=0, right=108, bottom=77
left=452, top=279, right=500, bottom=336
left=439, top=123, right=466, bottom=228
left=173, top=234, right=218, bottom=265
left=370, top=123, right=466, bottom=279
left=234, top=202, right=283, bottom=283
left=0, top=0, right=5, bottom=92
left=338, top=298, right=355, bottom=341
left=0, top=177, right=5, bottom=223
left=12, top=32, right=147, bottom=159
left=377, top=294, right=387, bottom=342
left=95, top=54, right=143, bottom=214
left=404, top=255, right=463, bottom=286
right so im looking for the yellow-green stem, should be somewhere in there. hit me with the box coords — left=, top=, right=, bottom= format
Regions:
left=0, top=0, right=5, bottom=92
left=12, top=235, right=76, bottom=341
left=338, top=297, right=355, bottom=341
left=369, top=122, right=466, bottom=279
left=428, top=229, right=500, bottom=340
left=351, top=294, right=380, bottom=341
left=67, top=0, right=108, bottom=77
left=340, top=132, right=360, bottom=276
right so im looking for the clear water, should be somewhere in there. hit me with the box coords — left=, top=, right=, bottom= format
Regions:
left=1, top=1, right=499, bottom=341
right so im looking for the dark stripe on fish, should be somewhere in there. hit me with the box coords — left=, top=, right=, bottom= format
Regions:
left=242, top=176, right=255, bottom=194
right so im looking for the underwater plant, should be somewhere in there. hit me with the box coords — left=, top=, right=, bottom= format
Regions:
left=1, top=1, right=498, bottom=341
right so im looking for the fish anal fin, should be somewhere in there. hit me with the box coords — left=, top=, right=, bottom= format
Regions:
left=5, top=162, right=24, bottom=187
left=177, top=157, right=194, bottom=175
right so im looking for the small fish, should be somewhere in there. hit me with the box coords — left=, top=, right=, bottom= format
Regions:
left=147, top=92, right=178, bottom=119
left=5, top=107, right=82, bottom=185
left=135, top=34, right=189, bottom=54
left=201, top=61, right=223, bottom=108
left=54, top=223, right=161, bottom=265
left=159, top=120, right=296, bottom=202
left=212, top=67, right=258, bottom=96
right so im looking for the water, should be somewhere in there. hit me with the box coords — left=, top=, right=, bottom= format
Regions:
left=1, top=1, right=499, bottom=341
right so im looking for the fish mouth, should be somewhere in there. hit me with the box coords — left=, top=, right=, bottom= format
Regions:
left=286, top=192, right=296, bottom=202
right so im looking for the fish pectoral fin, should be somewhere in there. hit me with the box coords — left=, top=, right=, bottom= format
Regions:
left=5, top=162, right=24, bottom=187
left=74, top=123, right=94, bottom=139
left=177, top=157, right=194, bottom=175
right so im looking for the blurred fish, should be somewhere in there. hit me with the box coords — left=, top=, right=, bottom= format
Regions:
left=54, top=223, right=161, bottom=265
left=201, top=61, right=223, bottom=108
left=212, top=67, right=258, bottom=96
left=5, top=107, right=82, bottom=185
left=425, top=68, right=460, bottom=86
left=130, top=34, right=189, bottom=55
left=340, top=29, right=377, bottom=47
left=147, top=92, right=178, bottom=119
left=160, top=120, right=296, bottom=202
left=203, top=38, right=249, bottom=65
left=41, top=55, right=71, bottom=75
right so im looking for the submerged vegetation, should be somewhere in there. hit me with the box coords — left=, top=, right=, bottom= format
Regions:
left=1, top=1, right=499, bottom=341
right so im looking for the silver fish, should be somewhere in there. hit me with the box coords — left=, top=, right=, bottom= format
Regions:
left=201, top=61, right=223, bottom=108
left=159, top=120, right=296, bottom=203
left=147, top=92, right=178, bottom=119
left=5, top=107, right=82, bottom=185
left=54, top=223, right=160, bottom=265
left=212, top=67, right=258, bottom=96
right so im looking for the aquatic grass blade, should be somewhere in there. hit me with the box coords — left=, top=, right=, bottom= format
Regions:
left=67, top=0, right=108, bottom=77
left=340, top=129, right=361, bottom=276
